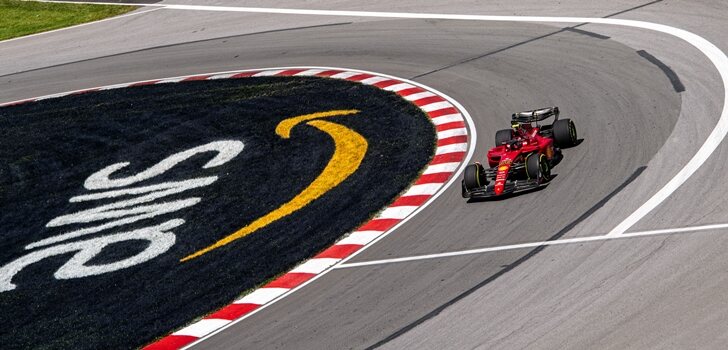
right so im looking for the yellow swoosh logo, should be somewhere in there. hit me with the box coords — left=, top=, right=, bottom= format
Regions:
left=181, top=109, right=367, bottom=262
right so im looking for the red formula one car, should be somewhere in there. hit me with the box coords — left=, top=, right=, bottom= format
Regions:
left=462, top=107, right=577, bottom=199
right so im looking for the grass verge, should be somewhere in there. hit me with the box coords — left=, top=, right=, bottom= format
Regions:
left=0, top=0, right=136, bottom=41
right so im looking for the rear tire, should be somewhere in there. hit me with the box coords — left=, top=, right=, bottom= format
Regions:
left=495, top=129, right=513, bottom=146
left=463, top=163, right=487, bottom=190
left=553, top=119, right=577, bottom=147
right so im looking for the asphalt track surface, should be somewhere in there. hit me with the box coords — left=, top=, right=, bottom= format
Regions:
left=2, top=1, right=728, bottom=349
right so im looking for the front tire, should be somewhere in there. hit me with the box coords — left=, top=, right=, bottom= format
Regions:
left=553, top=118, right=577, bottom=147
left=526, top=153, right=540, bottom=179
left=463, top=163, right=487, bottom=191
left=526, top=153, right=551, bottom=181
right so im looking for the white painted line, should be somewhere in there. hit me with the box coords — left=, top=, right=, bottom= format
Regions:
left=421, top=101, right=454, bottom=112
left=624, top=222, right=728, bottom=236
left=290, top=258, right=340, bottom=274
left=359, top=76, right=390, bottom=85
left=423, top=162, right=461, bottom=174
left=38, top=2, right=728, bottom=239
left=382, top=82, right=415, bottom=92
left=234, top=287, right=289, bottom=305
left=172, top=319, right=230, bottom=338
left=377, top=206, right=419, bottom=220
left=294, top=69, right=326, bottom=76
left=336, top=223, right=728, bottom=269
left=0, top=7, right=162, bottom=45
left=404, top=91, right=437, bottom=101
left=431, top=113, right=464, bottom=125
left=336, top=231, right=383, bottom=245
left=435, top=143, right=469, bottom=155
left=437, top=128, right=468, bottom=140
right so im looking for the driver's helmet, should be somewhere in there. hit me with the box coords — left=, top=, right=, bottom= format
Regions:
left=511, top=121, right=520, bottom=130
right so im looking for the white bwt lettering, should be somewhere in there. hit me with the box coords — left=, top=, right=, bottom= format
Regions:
left=0, top=140, right=244, bottom=292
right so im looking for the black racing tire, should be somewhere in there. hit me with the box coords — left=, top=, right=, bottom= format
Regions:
left=463, top=163, right=487, bottom=190
left=495, top=129, right=513, bottom=146
left=526, top=153, right=551, bottom=181
left=525, top=153, right=540, bottom=179
left=553, top=118, right=577, bottom=147
left=539, top=153, right=551, bottom=181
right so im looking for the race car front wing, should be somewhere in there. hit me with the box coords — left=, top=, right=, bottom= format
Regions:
left=461, top=178, right=543, bottom=199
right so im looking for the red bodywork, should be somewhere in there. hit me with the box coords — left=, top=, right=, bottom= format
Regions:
left=486, top=124, right=554, bottom=195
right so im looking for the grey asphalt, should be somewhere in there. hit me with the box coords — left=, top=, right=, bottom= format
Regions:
left=3, top=1, right=728, bottom=349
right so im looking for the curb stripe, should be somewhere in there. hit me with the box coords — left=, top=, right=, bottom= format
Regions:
left=266, top=273, right=316, bottom=289
left=423, top=162, right=461, bottom=174
left=428, top=107, right=460, bottom=118
left=0, top=68, right=472, bottom=350
left=290, top=258, right=340, bottom=274
left=346, top=73, right=375, bottom=81
left=372, top=80, right=401, bottom=89
left=316, top=244, right=363, bottom=259
left=234, top=288, right=289, bottom=304
left=392, top=84, right=427, bottom=97
left=359, top=76, right=390, bottom=85
left=336, top=231, right=382, bottom=245
left=173, top=319, right=230, bottom=338
left=206, top=304, right=259, bottom=321
left=383, top=83, right=416, bottom=92
left=438, top=135, right=469, bottom=147
left=129, top=80, right=160, bottom=87
left=438, top=128, right=468, bottom=139
left=358, top=218, right=402, bottom=232
left=390, top=195, right=431, bottom=207
left=144, top=336, right=198, bottom=350
left=432, top=152, right=467, bottom=164
left=436, top=121, right=468, bottom=132
left=182, top=75, right=211, bottom=81
left=230, top=72, right=257, bottom=78
left=276, top=69, right=308, bottom=76
left=414, top=96, right=447, bottom=106
left=415, top=172, right=453, bottom=184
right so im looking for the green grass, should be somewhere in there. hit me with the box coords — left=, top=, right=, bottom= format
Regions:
left=0, top=0, right=136, bottom=41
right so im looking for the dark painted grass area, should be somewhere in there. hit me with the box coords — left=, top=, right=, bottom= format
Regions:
left=0, top=76, right=436, bottom=349
left=0, top=0, right=136, bottom=41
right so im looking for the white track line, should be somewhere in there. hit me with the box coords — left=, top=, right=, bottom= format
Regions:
left=336, top=222, right=728, bottom=268
left=35, top=2, right=728, bottom=237
left=0, top=7, right=162, bottom=45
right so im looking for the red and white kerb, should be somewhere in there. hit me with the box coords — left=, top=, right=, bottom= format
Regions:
left=0, top=67, right=470, bottom=350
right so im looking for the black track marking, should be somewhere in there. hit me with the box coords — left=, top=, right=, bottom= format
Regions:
left=637, top=49, right=686, bottom=93
left=0, top=22, right=352, bottom=79
left=412, top=0, right=663, bottom=79
left=565, top=27, right=611, bottom=40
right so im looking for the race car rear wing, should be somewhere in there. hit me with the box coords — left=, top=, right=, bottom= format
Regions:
left=511, top=106, right=559, bottom=123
